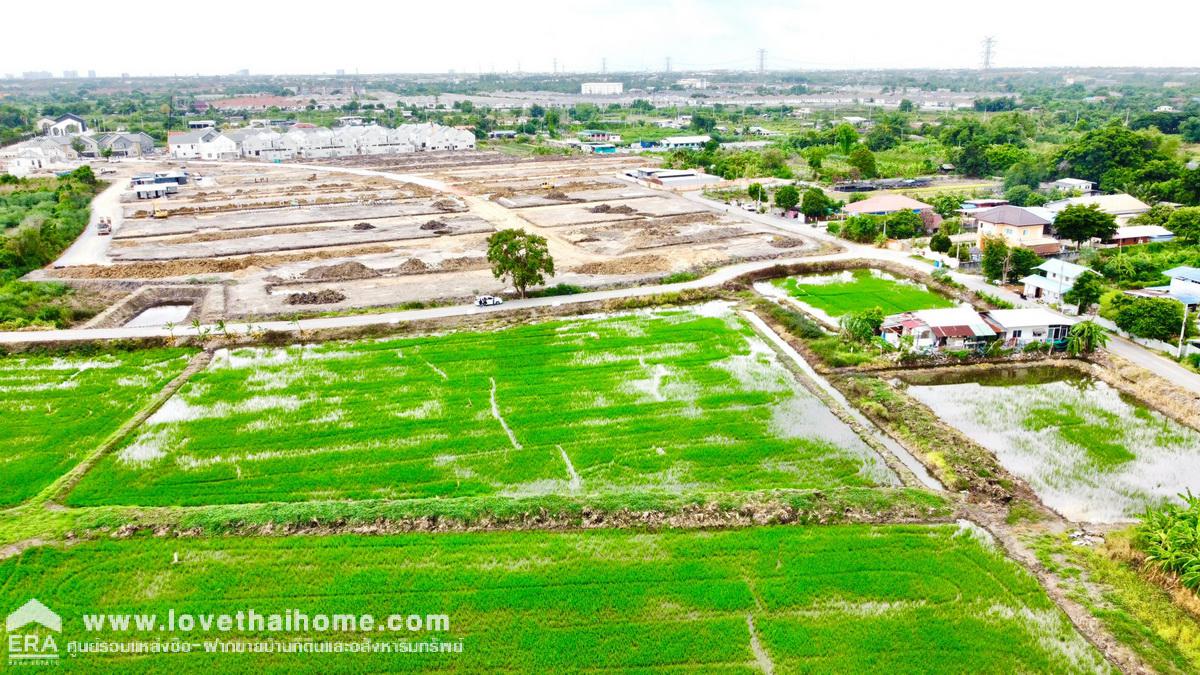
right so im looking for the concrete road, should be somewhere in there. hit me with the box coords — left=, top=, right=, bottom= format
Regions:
left=47, top=171, right=130, bottom=267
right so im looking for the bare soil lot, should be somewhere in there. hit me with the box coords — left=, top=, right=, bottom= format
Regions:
left=40, top=156, right=819, bottom=319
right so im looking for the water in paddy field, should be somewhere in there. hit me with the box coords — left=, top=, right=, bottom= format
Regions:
left=902, top=366, right=1200, bottom=523
left=124, top=304, right=192, bottom=328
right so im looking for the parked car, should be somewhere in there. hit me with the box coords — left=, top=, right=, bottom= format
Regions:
left=474, top=295, right=503, bottom=307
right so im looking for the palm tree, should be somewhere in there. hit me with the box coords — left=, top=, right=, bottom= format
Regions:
left=1066, top=320, right=1108, bottom=356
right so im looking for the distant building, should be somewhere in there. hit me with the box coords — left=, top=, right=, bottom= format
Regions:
left=983, top=308, right=1075, bottom=348
left=1126, top=266, right=1200, bottom=312
left=676, top=78, right=708, bottom=90
left=842, top=194, right=933, bottom=217
left=1106, top=224, right=1174, bottom=247
left=581, top=82, right=623, bottom=96
left=1046, top=177, right=1096, bottom=195
left=973, top=205, right=1061, bottom=256
left=208, top=95, right=303, bottom=111
left=1021, top=259, right=1093, bottom=305
left=62, top=70, right=78, bottom=79
left=881, top=307, right=997, bottom=352
left=87, top=70, right=96, bottom=78
left=35, top=113, right=87, bottom=137
left=187, top=120, right=216, bottom=129
left=579, top=130, right=620, bottom=142
left=168, top=128, right=237, bottom=160
left=625, top=167, right=722, bottom=189
left=658, top=135, right=711, bottom=151
left=1045, top=193, right=1151, bottom=219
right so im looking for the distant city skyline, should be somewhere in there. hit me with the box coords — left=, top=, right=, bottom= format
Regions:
left=3, top=0, right=1197, bottom=77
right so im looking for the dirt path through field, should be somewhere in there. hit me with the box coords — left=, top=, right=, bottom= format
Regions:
left=489, top=377, right=522, bottom=451
left=556, top=445, right=582, bottom=492
left=746, top=615, right=775, bottom=674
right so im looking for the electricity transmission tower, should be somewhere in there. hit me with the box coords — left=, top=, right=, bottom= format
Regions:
left=982, top=37, right=996, bottom=70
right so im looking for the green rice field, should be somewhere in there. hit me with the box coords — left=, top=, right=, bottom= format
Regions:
left=0, top=348, right=194, bottom=507
left=67, top=304, right=896, bottom=506
left=774, top=269, right=954, bottom=318
left=0, top=525, right=1109, bottom=673
left=903, top=367, right=1200, bottom=523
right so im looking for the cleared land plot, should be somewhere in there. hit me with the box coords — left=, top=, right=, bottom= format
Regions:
left=69, top=305, right=896, bottom=506
left=111, top=215, right=492, bottom=261
left=904, top=367, right=1200, bottom=522
left=497, top=186, right=659, bottom=208
left=116, top=201, right=462, bottom=239
left=0, top=525, right=1109, bottom=672
left=0, top=349, right=195, bottom=507
left=517, top=197, right=707, bottom=228
left=774, top=269, right=954, bottom=317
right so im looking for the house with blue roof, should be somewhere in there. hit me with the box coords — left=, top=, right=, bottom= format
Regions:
left=1125, top=266, right=1200, bottom=311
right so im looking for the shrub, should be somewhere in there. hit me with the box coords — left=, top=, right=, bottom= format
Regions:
left=1136, top=492, right=1200, bottom=592
left=660, top=271, right=699, bottom=285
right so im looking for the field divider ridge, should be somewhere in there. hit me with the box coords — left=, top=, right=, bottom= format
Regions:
left=37, top=349, right=214, bottom=507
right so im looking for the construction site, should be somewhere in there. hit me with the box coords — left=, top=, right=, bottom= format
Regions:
left=36, top=151, right=822, bottom=326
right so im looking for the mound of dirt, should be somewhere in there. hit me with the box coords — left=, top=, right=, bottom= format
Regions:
left=545, top=190, right=572, bottom=200
left=396, top=258, right=432, bottom=274
left=302, top=261, right=381, bottom=281
left=285, top=289, right=346, bottom=305
left=420, top=219, right=449, bottom=231
left=351, top=222, right=376, bottom=231
left=573, top=255, right=671, bottom=276
left=438, top=256, right=489, bottom=272
left=588, top=203, right=637, bottom=214
left=769, top=236, right=807, bottom=249
left=432, top=199, right=462, bottom=212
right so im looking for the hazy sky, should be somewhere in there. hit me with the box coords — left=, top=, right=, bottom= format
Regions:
left=4, top=0, right=1197, bottom=77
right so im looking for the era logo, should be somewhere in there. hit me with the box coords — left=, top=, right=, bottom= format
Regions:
left=6, top=599, right=60, bottom=664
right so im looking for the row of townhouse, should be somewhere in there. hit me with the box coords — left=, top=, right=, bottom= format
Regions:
left=168, top=123, right=475, bottom=161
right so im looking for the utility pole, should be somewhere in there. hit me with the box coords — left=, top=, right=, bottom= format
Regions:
left=981, top=36, right=996, bottom=71
left=1180, top=302, right=1192, bottom=360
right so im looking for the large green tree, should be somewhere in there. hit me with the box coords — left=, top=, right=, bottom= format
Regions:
left=1063, top=271, right=1105, bottom=313
left=800, top=188, right=835, bottom=221
left=1055, top=124, right=1171, bottom=185
left=1114, top=296, right=1192, bottom=342
left=773, top=184, right=800, bottom=211
left=833, top=124, right=858, bottom=154
left=486, top=229, right=555, bottom=298
left=848, top=146, right=877, bottom=179
left=1167, top=206, right=1200, bottom=245
left=1053, top=204, right=1117, bottom=247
